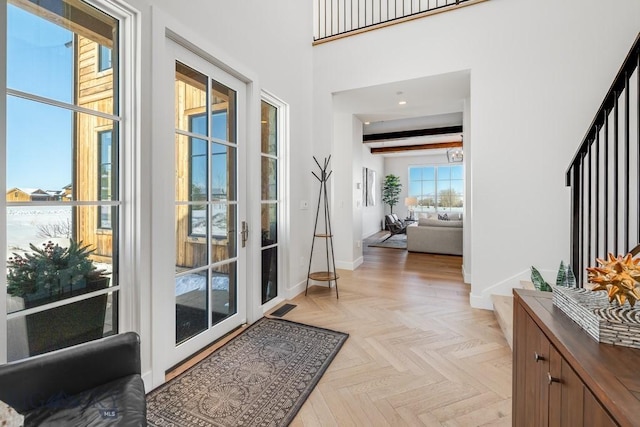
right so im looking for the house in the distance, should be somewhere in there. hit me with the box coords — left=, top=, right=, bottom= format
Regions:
left=6, top=188, right=53, bottom=202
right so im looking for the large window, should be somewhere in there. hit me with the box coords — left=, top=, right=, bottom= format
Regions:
left=5, top=0, right=120, bottom=361
left=409, top=165, right=464, bottom=213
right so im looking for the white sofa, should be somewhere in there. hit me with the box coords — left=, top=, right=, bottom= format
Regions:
left=407, top=213, right=463, bottom=255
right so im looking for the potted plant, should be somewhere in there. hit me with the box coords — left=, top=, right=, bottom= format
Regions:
left=7, top=240, right=110, bottom=356
left=382, top=174, right=402, bottom=214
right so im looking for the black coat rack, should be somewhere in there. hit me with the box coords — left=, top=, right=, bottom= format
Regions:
left=305, top=156, right=339, bottom=298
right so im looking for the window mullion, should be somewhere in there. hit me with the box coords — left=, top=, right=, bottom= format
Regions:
left=7, top=89, right=121, bottom=122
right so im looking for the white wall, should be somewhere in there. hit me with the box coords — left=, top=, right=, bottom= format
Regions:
left=331, top=97, right=385, bottom=269
left=329, top=110, right=356, bottom=269
left=462, top=98, right=472, bottom=284
left=313, top=0, right=640, bottom=309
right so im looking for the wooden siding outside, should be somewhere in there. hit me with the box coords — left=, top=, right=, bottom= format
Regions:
left=75, top=36, right=113, bottom=260
left=174, top=75, right=236, bottom=271
left=175, top=77, right=206, bottom=269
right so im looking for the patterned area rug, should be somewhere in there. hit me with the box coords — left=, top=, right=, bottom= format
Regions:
left=146, top=318, right=348, bottom=426
left=366, top=233, right=407, bottom=249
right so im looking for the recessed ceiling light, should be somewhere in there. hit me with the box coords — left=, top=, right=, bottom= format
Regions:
left=398, top=101, right=407, bottom=105
left=364, top=121, right=370, bottom=125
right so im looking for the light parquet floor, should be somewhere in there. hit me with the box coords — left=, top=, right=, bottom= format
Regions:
left=283, top=240, right=512, bottom=426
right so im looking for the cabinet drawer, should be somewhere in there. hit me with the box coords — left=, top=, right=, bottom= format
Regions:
left=513, top=290, right=629, bottom=426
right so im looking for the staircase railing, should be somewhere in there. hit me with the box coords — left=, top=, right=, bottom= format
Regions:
left=566, top=33, right=640, bottom=286
left=313, top=0, right=485, bottom=43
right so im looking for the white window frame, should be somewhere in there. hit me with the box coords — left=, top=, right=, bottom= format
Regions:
left=409, top=164, right=465, bottom=214
left=259, top=90, right=289, bottom=313
left=0, top=0, right=140, bottom=363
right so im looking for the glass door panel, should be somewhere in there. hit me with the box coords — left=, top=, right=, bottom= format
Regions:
left=261, top=204, right=278, bottom=245
left=260, top=100, right=279, bottom=304
left=211, top=81, right=236, bottom=144
left=211, top=143, right=237, bottom=201
left=211, top=262, right=237, bottom=324
left=175, top=269, right=207, bottom=344
left=174, top=59, right=242, bottom=346
left=261, top=157, right=278, bottom=200
left=211, top=203, right=237, bottom=263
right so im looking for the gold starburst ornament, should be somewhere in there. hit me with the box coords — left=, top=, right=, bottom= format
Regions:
left=586, top=253, right=640, bottom=307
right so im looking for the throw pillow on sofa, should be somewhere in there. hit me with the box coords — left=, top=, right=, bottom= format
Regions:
left=418, top=218, right=463, bottom=227
left=0, top=400, right=23, bottom=427
left=419, top=212, right=463, bottom=221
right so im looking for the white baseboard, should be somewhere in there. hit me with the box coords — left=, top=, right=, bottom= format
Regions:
left=462, top=265, right=472, bottom=284
left=469, top=268, right=555, bottom=310
left=469, top=292, right=494, bottom=311
left=286, top=279, right=308, bottom=299
left=335, top=257, right=363, bottom=271
left=353, top=256, right=363, bottom=269
left=142, top=371, right=154, bottom=392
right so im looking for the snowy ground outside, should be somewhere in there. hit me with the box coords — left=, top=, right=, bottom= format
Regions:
left=6, top=207, right=234, bottom=283
left=174, top=274, right=230, bottom=296
left=7, top=207, right=73, bottom=253
left=6, top=207, right=112, bottom=274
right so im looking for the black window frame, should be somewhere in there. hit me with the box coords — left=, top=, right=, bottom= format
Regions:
left=97, top=129, right=113, bottom=230
left=98, top=44, right=112, bottom=72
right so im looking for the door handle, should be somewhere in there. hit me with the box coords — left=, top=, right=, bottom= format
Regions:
left=534, top=352, right=545, bottom=362
left=547, top=372, right=561, bottom=385
left=241, top=221, right=249, bottom=248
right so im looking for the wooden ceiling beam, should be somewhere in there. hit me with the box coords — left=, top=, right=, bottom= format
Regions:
left=363, top=125, right=463, bottom=142
left=370, top=141, right=462, bottom=155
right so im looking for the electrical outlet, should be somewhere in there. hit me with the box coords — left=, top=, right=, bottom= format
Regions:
left=356, top=240, right=361, bottom=248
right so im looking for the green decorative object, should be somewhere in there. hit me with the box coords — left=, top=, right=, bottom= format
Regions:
left=7, top=240, right=105, bottom=302
left=382, top=174, right=402, bottom=214
left=6, top=240, right=110, bottom=356
left=556, top=260, right=577, bottom=288
left=531, top=261, right=576, bottom=293
left=531, top=266, right=552, bottom=292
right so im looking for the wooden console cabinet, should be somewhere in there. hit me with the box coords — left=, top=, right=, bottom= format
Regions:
left=513, top=289, right=640, bottom=427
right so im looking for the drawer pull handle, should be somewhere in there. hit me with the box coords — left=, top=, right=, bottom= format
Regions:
left=547, top=372, right=561, bottom=385
left=534, top=352, right=545, bottom=362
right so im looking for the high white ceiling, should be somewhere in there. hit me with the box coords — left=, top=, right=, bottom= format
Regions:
left=333, top=70, right=470, bottom=156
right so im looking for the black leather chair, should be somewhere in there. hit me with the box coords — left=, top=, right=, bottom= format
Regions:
left=383, top=213, right=407, bottom=241
left=0, top=332, right=146, bottom=426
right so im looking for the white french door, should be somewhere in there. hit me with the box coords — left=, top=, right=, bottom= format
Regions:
left=152, top=38, right=247, bottom=381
